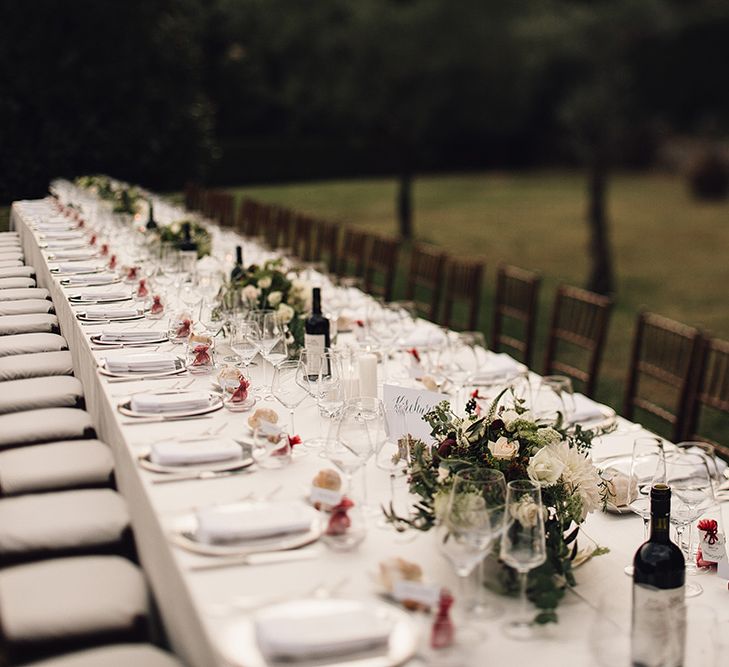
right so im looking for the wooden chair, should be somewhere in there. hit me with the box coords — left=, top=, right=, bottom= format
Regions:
left=275, top=208, right=295, bottom=250
left=623, top=311, right=702, bottom=441
left=441, top=258, right=484, bottom=331
left=543, top=285, right=613, bottom=398
left=682, top=336, right=729, bottom=458
left=405, top=243, right=446, bottom=321
left=183, top=182, right=202, bottom=212
left=313, top=220, right=339, bottom=274
left=338, top=228, right=370, bottom=277
left=293, top=213, right=314, bottom=261
left=364, top=235, right=400, bottom=301
left=491, top=264, right=541, bottom=367
left=236, top=198, right=257, bottom=237
left=216, top=193, right=235, bottom=227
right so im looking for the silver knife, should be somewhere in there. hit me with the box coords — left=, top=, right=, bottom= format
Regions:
left=189, top=548, right=320, bottom=572
left=121, top=414, right=214, bottom=426
left=151, top=465, right=252, bottom=484
left=106, top=373, right=187, bottom=383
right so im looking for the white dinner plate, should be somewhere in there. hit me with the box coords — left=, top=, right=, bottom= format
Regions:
left=51, top=266, right=103, bottom=275
left=169, top=504, right=322, bottom=557
left=218, top=598, right=418, bottom=667
left=46, top=253, right=99, bottom=261
left=569, top=405, right=617, bottom=432
left=69, top=294, right=132, bottom=304
left=98, top=357, right=186, bottom=378
left=117, top=392, right=223, bottom=419
left=90, top=333, right=168, bottom=347
left=77, top=312, right=145, bottom=324
left=137, top=450, right=253, bottom=475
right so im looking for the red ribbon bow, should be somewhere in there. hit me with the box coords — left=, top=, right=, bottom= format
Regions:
left=126, top=266, right=138, bottom=280
left=137, top=279, right=148, bottom=298
left=431, top=589, right=455, bottom=649
left=698, top=519, right=719, bottom=545
left=230, top=377, right=250, bottom=403
left=326, top=497, right=354, bottom=535
left=191, top=344, right=211, bottom=366
left=150, top=295, right=164, bottom=315
left=409, top=348, right=421, bottom=363
left=100, top=243, right=109, bottom=256
left=108, top=254, right=117, bottom=269
left=175, top=318, right=192, bottom=339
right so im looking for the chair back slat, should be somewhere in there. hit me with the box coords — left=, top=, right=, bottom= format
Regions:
left=313, top=221, right=340, bottom=275
left=364, top=236, right=400, bottom=301
left=491, top=264, right=540, bottom=366
left=543, top=284, right=612, bottom=397
left=338, top=228, right=370, bottom=277
left=623, top=311, right=702, bottom=441
left=684, top=336, right=729, bottom=459
left=441, top=258, right=484, bottom=331
left=405, top=243, right=446, bottom=321
left=293, top=213, right=314, bottom=261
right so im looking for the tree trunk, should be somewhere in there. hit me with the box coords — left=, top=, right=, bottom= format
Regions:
left=397, top=171, right=413, bottom=240
left=586, top=153, right=614, bottom=295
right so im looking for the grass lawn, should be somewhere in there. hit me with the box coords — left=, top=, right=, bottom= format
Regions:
left=227, top=170, right=729, bottom=431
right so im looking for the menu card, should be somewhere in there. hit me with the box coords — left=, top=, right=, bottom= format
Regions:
left=382, top=383, right=448, bottom=444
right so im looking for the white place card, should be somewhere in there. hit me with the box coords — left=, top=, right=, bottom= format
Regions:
left=392, top=579, right=440, bottom=608
left=309, top=486, right=342, bottom=507
left=382, top=384, right=448, bottom=444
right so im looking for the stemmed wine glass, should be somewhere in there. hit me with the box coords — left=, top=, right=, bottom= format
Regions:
left=229, top=320, right=261, bottom=372
left=297, top=349, right=344, bottom=449
left=665, top=451, right=715, bottom=597
left=325, top=399, right=381, bottom=501
left=436, top=468, right=506, bottom=621
left=253, top=310, right=284, bottom=398
left=271, top=359, right=309, bottom=435
left=624, top=436, right=667, bottom=576
left=533, top=375, right=575, bottom=425
left=500, top=479, right=547, bottom=640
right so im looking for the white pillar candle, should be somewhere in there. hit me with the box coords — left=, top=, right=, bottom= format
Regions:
left=358, top=353, right=378, bottom=398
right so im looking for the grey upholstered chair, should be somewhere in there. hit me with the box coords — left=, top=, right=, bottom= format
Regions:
left=0, top=266, right=34, bottom=279
left=0, top=313, right=59, bottom=336
left=0, top=440, right=113, bottom=496
left=0, top=408, right=95, bottom=450
left=0, top=333, right=67, bottom=357
left=24, top=644, right=185, bottom=667
left=0, top=288, right=50, bottom=301
left=0, top=276, right=36, bottom=290
left=0, top=350, right=74, bottom=381
left=0, top=299, right=55, bottom=317
left=0, top=376, right=83, bottom=414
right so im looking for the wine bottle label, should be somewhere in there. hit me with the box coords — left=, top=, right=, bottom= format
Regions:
left=631, top=583, right=686, bottom=667
left=304, top=333, right=325, bottom=356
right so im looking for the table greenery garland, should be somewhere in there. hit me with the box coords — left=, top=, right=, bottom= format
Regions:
left=75, top=174, right=142, bottom=215
left=385, top=389, right=609, bottom=623
left=157, top=219, right=212, bottom=258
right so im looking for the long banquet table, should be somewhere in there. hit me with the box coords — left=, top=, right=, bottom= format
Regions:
left=11, top=198, right=729, bottom=667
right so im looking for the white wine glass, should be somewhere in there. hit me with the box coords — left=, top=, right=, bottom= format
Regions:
left=298, top=349, right=343, bottom=449
left=500, top=479, right=547, bottom=639
left=533, top=375, right=575, bottom=425
left=271, top=359, right=309, bottom=435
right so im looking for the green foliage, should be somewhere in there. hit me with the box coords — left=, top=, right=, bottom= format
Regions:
left=157, top=220, right=212, bottom=258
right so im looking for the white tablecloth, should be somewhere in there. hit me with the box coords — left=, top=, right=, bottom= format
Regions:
left=12, top=200, right=729, bottom=667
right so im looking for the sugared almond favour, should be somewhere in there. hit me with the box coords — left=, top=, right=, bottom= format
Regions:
left=313, top=468, right=342, bottom=492
left=189, top=332, right=213, bottom=346
left=378, top=558, right=428, bottom=611
left=311, top=468, right=342, bottom=511
left=217, top=364, right=242, bottom=383
left=421, top=375, right=438, bottom=391
left=247, top=408, right=279, bottom=430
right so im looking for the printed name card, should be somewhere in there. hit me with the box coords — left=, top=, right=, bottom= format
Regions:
left=393, top=579, right=441, bottom=608
left=382, top=384, right=448, bottom=444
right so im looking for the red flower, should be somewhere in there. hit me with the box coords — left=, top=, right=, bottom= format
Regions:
left=490, top=418, right=505, bottom=432
left=437, top=437, right=456, bottom=459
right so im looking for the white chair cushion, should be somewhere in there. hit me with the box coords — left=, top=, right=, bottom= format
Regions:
left=0, top=408, right=94, bottom=449
left=0, top=277, right=35, bottom=290
left=0, top=556, right=148, bottom=642
left=0, top=299, right=55, bottom=317
left=0, top=440, right=112, bottom=496
left=0, top=350, right=73, bottom=381
left=0, top=313, right=59, bottom=336
left=0, top=489, right=129, bottom=557
left=0, top=375, right=82, bottom=414
left=0, top=266, right=34, bottom=279
left=0, top=288, right=50, bottom=302
left=0, top=252, right=24, bottom=262
left=0, top=333, right=67, bottom=358
left=26, top=644, right=184, bottom=667
left=0, top=260, right=23, bottom=268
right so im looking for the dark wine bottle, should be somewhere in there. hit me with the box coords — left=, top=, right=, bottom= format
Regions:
left=631, top=483, right=686, bottom=667
left=230, top=245, right=245, bottom=282
left=145, top=198, right=158, bottom=231
left=304, top=287, right=330, bottom=356
left=179, top=222, right=197, bottom=252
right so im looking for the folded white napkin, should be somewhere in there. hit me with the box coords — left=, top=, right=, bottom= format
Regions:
left=56, top=263, right=100, bottom=274
left=76, top=289, right=129, bottom=301
left=256, top=604, right=391, bottom=660
left=105, top=352, right=179, bottom=373
left=84, top=307, right=140, bottom=320
left=398, top=324, right=447, bottom=348
left=131, top=390, right=211, bottom=414
left=35, top=222, right=73, bottom=231
left=42, top=231, right=84, bottom=240
left=195, top=502, right=316, bottom=544
left=65, top=274, right=118, bottom=285
left=149, top=439, right=241, bottom=466
left=471, top=353, right=523, bottom=381
left=45, top=239, right=85, bottom=249
left=100, top=329, right=162, bottom=342
left=571, top=393, right=611, bottom=424
left=49, top=249, right=95, bottom=259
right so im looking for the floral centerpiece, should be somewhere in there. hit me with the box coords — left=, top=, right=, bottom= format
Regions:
left=385, top=390, right=608, bottom=623
left=157, top=219, right=211, bottom=258
left=75, top=174, right=142, bottom=215
left=231, top=258, right=311, bottom=350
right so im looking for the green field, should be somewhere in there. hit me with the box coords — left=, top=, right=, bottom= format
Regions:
left=227, top=170, right=729, bottom=427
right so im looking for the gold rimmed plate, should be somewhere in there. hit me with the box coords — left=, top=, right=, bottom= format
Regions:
left=90, top=333, right=167, bottom=347
left=62, top=277, right=123, bottom=288
left=137, top=450, right=254, bottom=475
left=117, top=392, right=223, bottom=419
left=98, top=356, right=186, bottom=378
left=77, top=312, right=145, bottom=324
left=69, top=294, right=132, bottom=305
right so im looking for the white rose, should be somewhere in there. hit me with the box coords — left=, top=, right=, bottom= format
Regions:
left=275, top=303, right=295, bottom=324
left=510, top=495, right=543, bottom=528
left=258, top=276, right=272, bottom=289
left=488, top=436, right=519, bottom=460
left=527, top=445, right=566, bottom=486
left=267, top=290, right=282, bottom=307
left=241, top=285, right=260, bottom=303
